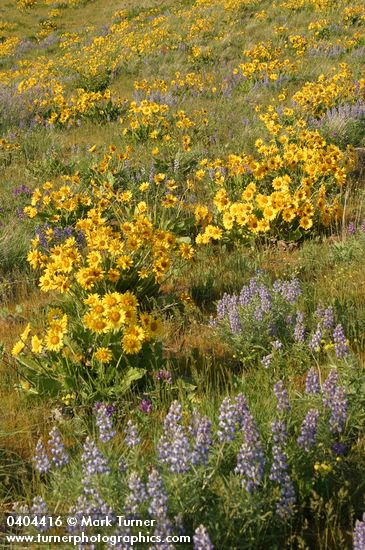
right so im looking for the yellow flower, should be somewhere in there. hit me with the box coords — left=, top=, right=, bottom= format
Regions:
left=179, top=243, right=194, bottom=260
left=45, top=330, right=64, bottom=352
left=11, top=340, right=25, bottom=357
left=122, top=333, right=142, bottom=354
left=299, top=216, right=313, bottom=230
left=21, top=323, right=31, bottom=341
left=205, top=225, right=222, bottom=240
left=31, top=335, right=43, bottom=354
left=94, top=347, right=112, bottom=363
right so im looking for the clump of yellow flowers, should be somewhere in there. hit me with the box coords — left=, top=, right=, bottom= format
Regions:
left=193, top=110, right=355, bottom=244
left=12, top=149, right=194, bottom=398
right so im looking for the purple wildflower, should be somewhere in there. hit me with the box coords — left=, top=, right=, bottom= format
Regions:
left=147, top=470, right=174, bottom=544
left=124, top=471, right=147, bottom=517
left=332, top=324, right=349, bottom=359
left=274, top=381, right=290, bottom=413
left=227, top=296, right=242, bottom=334
left=322, top=307, right=334, bottom=330
left=125, top=420, right=141, bottom=448
left=48, top=427, right=68, bottom=468
left=261, top=354, right=272, bottom=369
left=353, top=514, right=365, bottom=550
left=297, top=409, right=320, bottom=451
left=140, top=398, right=153, bottom=414
left=190, top=412, right=213, bottom=466
left=81, top=437, right=110, bottom=488
left=156, top=370, right=172, bottom=384
left=328, top=386, right=347, bottom=434
left=294, top=311, right=305, bottom=343
left=193, top=525, right=214, bottom=550
left=33, top=439, right=50, bottom=474
left=31, top=497, right=50, bottom=532
left=234, top=405, right=265, bottom=494
left=270, top=420, right=296, bottom=518
left=305, top=367, right=320, bottom=394
left=332, top=442, right=347, bottom=456
left=157, top=402, right=191, bottom=473
left=322, top=369, right=339, bottom=404
left=309, top=324, right=322, bottom=353
left=347, top=221, right=356, bottom=235
left=217, top=397, right=237, bottom=442
left=95, top=403, right=116, bottom=443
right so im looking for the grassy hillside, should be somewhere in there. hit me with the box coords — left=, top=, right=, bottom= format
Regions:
left=0, top=0, right=365, bottom=548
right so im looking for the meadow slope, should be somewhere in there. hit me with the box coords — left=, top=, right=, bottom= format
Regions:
left=0, top=0, right=365, bottom=548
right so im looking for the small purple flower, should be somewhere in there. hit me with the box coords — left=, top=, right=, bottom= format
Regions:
left=270, top=420, right=296, bottom=518
left=48, top=427, right=68, bottom=468
left=124, top=472, right=147, bottom=517
left=332, top=324, right=349, bottom=359
left=33, top=439, right=50, bottom=474
left=217, top=396, right=238, bottom=443
left=272, top=339, right=283, bottom=351
left=31, top=497, right=51, bottom=532
left=322, top=307, right=334, bottom=331
left=234, top=404, right=265, bottom=494
left=157, top=402, right=191, bottom=473
left=332, top=442, right=347, bottom=456
left=294, top=311, right=305, bottom=343
left=94, top=403, right=116, bottom=443
left=156, top=370, right=172, bottom=384
left=274, top=381, right=290, bottom=413
left=353, top=513, right=365, bottom=550
left=261, top=354, right=272, bottom=369
left=322, top=369, right=339, bottom=405
left=193, top=525, right=214, bottom=550
left=305, top=367, right=320, bottom=394
left=190, top=411, right=213, bottom=466
left=274, top=278, right=302, bottom=304
left=328, top=386, right=347, bottom=434
left=347, top=221, right=356, bottom=235
left=125, top=420, right=141, bottom=448
left=309, top=324, right=322, bottom=353
left=81, top=437, right=110, bottom=486
left=118, top=456, right=127, bottom=473
left=140, top=398, right=152, bottom=414
left=147, top=470, right=173, bottom=541
left=297, top=409, right=320, bottom=451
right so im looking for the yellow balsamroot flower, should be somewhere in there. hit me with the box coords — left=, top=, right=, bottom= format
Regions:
left=107, top=269, right=120, bottom=282
left=116, top=255, right=133, bottom=270
left=122, top=333, right=142, bottom=354
left=179, top=243, right=194, bottom=260
left=299, top=216, right=313, bottom=230
left=44, top=330, right=64, bottom=352
left=23, top=206, right=37, bottom=218
left=138, top=268, right=149, bottom=279
left=263, top=206, right=277, bottom=221
left=257, top=219, right=270, bottom=232
left=139, top=182, right=150, bottom=192
left=241, top=184, right=256, bottom=201
left=195, top=205, right=209, bottom=224
left=31, top=335, right=43, bottom=354
left=205, top=225, right=223, bottom=240
left=93, top=347, right=112, bottom=364
left=105, top=308, right=126, bottom=331
left=223, top=212, right=234, bottom=230
left=154, top=173, right=165, bottom=185
left=162, top=194, right=178, bottom=208
left=119, top=291, right=138, bottom=310
left=11, top=340, right=25, bottom=357
left=76, top=267, right=104, bottom=290
left=214, top=189, right=230, bottom=212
